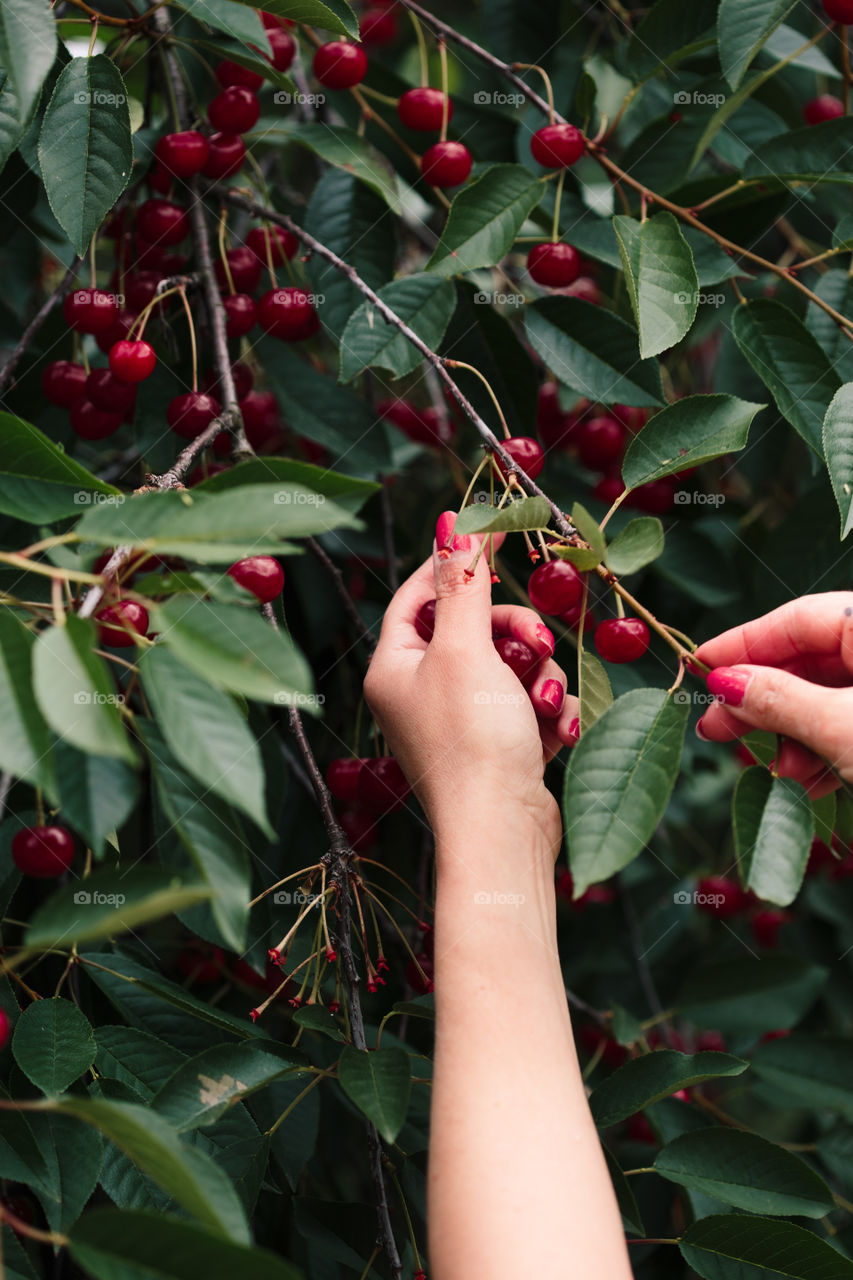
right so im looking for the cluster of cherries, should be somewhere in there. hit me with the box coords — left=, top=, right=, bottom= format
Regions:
left=693, top=874, right=791, bottom=949
left=324, top=754, right=412, bottom=854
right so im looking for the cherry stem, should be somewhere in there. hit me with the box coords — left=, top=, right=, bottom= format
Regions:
left=598, top=485, right=630, bottom=531
left=176, top=287, right=198, bottom=391
left=576, top=575, right=590, bottom=715
left=459, top=451, right=491, bottom=510
left=248, top=863, right=322, bottom=908
left=595, top=565, right=695, bottom=665
left=407, top=8, right=429, bottom=86
left=445, top=358, right=510, bottom=437
left=551, top=168, right=565, bottom=242
left=512, top=61, right=555, bottom=122
left=438, top=38, right=449, bottom=141
left=87, top=17, right=99, bottom=56
left=217, top=208, right=235, bottom=296
left=266, top=1070, right=327, bottom=1136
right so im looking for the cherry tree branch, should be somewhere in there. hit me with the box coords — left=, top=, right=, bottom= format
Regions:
left=306, top=538, right=378, bottom=655
left=0, top=258, right=82, bottom=401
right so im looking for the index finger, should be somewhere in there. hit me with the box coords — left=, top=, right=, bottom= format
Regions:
left=694, top=592, right=853, bottom=670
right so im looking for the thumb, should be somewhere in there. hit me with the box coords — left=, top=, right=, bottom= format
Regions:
left=431, top=510, right=493, bottom=650
left=708, top=665, right=852, bottom=774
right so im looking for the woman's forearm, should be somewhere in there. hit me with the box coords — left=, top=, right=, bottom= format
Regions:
left=427, top=803, right=633, bottom=1280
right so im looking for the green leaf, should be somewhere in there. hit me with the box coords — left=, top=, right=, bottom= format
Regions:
left=569, top=502, right=607, bottom=568
left=806, top=270, right=853, bottom=384
left=655, top=1128, right=833, bottom=1218
left=337, top=1047, right=411, bottom=1144
left=69, top=1209, right=305, bottom=1280
left=613, top=212, right=699, bottom=357
left=526, top=298, right=664, bottom=408
left=622, top=394, right=765, bottom=488
left=224, top=0, right=356, bottom=37
left=627, top=0, right=717, bottom=78
left=152, top=1044, right=305, bottom=1130
left=427, top=164, right=544, bottom=277
left=678, top=957, right=827, bottom=1035
left=744, top=117, right=853, bottom=186
left=47, top=1096, right=249, bottom=1242
left=32, top=616, right=136, bottom=764
left=751, top=1036, right=853, bottom=1119
left=292, top=1006, right=347, bottom=1041
left=452, top=496, right=551, bottom=536
left=578, top=648, right=613, bottom=735
left=74, top=484, right=360, bottom=562
left=0, top=0, right=57, bottom=124
left=255, top=120, right=398, bottom=211
left=0, top=612, right=54, bottom=795
left=195, top=39, right=294, bottom=94
left=604, top=517, right=664, bottom=575
left=733, top=769, right=814, bottom=906
left=0, top=74, right=25, bottom=176
left=24, top=868, right=213, bottom=952
left=27, top=1111, right=103, bottom=1233
left=718, top=0, right=796, bottom=89
left=13, top=998, right=96, bottom=1095
left=680, top=1214, right=853, bottom=1280
left=193, top=458, right=379, bottom=515
left=813, top=792, right=837, bottom=849
left=139, top=647, right=273, bottom=839
left=52, top=743, right=139, bottom=858
left=339, top=275, right=456, bottom=382
left=564, top=690, right=688, bottom=896
left=96, top=1026, right=186, bottom=1098
left=823, top=384, right=853, bottom=538
left=172, top=0, right=269, bottom=44
left=142, top=722, right=252, bottom=954
left=0, top=414, right=120, bottom=521
left=149, top=598, right=313, bottom=707
left=732, top=300, right=839, bottom=457
left=38, top=57, right=132, bottom=256
left=603, top=1146, right=644, bottom=1236
left=589, top=1050, right=748, bottom=1128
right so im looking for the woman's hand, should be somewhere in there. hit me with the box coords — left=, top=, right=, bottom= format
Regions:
left=363, top=513, right=579, bottom=852
left=694, top=592, right=853, bottom=795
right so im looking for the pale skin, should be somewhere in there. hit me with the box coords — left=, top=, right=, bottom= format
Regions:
left=365, top=518, right=853, bottom=1277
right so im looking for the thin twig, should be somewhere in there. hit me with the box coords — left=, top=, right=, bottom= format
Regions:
left=307, top=538, right=377, bottom=655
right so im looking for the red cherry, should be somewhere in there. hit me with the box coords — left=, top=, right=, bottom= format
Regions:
left=751, top=909, right=791, bottom=948
left=215, top=59, right=264, bottom=91
left=695, top=875, right=748, bottom=919
left=594, top=617, right=650, bottom=663
left=420, top=140, right=472, bottom=187
left=42, top=360, right=87, bottom=407
left=803, top=94, right=844, bottom=124
left=109, top=339, right=156, bottom=383
left=203, top=132, right=246, bottom=179
left=240, top=390, right=282, bottom=449
left=823, top=0, right=853, bottom=21
left=95, top=600, right=150, bottom=647
left=397, top=87, right=452, bottom=131
left=360, top=5, right=397, bottom=43
left=264, top=26, right=296, bottom=70
left=62, top=289, right=119, bottom=334
left=628, top=478, right=676, bottom=514
left=123, top=272, right=162, bottom=313
left=494, top=436, right=544, bottom=481
left=261, top=10, right=294, bottom=28
left=208, top=86, right=260, bottom=134
left=136, top=199, right=189, bottom=246
left=414, top=598, right=437, bottom=642
left=326, top=758, right=365, bottom=802
left=339, top=805, right=376, bottom=851
left=593, top=474, right=626, bottom=506
left=575, top=415, right=626, bottom=471
left=167, top=392, right=221, bottom=439
left=215, top=247, right=262, bottom=294
left=69, top=399, right=123, bottom=440
left=376, top=398, right=454, bottom=446
left=527, top=242, right=581, bottom=287
left=313, top=41, right=368, bottom=89
left=494, top=636, right=538, bottom=687
left=528, top=560, right=583, bottom=615
left=612, top=403, right=649, bottom=434
left=202, top=360, right=253, bottom=401
left=559, top=598, right=595, bottom=632
left=357, top=756, right=411, bottom=814
left=148, top=165, right=172, bottom=195
left=154, top=130, right=209, bottom=177
left=695, top=1030, right=727, bottom=1053
left=406, top=951, right=434, bottom=994
left=86, top=368, right=137, bottom=414
left=96, top=308, right=137, bottom=354
left=177, top=946, right=225, bottom=984
left=257, top=286, right=316, bottom=339
left=227, top=556, right=285, bottom=602
left=12, top=825, right=75, bottom=878
left=530, top=123, right=585, bottom=168
left=222, top=293, right=258, bottom=337
left=246, top=225, right=299, bottom=264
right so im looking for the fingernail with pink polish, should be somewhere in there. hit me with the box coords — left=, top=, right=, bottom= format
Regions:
left=435, top=511, right=456, bottom=551
left=535, top=623, right=555, bottom=655
left=695, top=715, right=709, bottom=741
left=706, top=667, right=749, bottom=707
left=541, top=679, right=564, bottom=712
left=568, top=716, right=580, bottom=744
